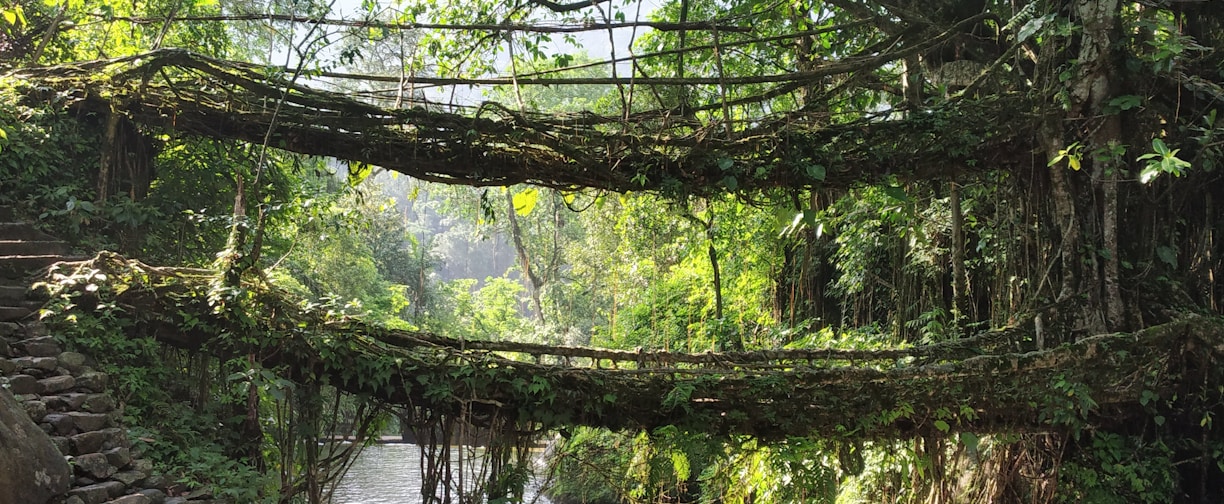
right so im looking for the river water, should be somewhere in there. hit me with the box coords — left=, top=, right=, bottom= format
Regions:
left=330, top=443, right=553, bottom=504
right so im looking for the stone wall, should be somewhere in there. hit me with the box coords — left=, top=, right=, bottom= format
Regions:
left=0, top=320, right=185, bottom=504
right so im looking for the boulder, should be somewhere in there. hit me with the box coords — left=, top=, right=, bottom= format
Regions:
left=67, top=411, right=111, bottom=432
left=82, top=394, right=115, bottom=413
left=43, top=412, right=76, bottom=436
left=111, top=469, right=146, bottom=486
left=103, top=447, right=132, bottom=469
left=7, top=373, right=42, bottom=394
left=29, top=356, right=60, bottom=371
left=58, top=392, right=88, bottom=409
left=0, top=387, right=72, bottom=504
left=23, top=398, right=48, bottom=419
left=136, top=489, right=166, bottom=504
left=58, top=351, right=88, bottom=373
left=76, top=371, right=109, bottom=393
left=71, top=430, right=111, bottom=455
left=105, top=494, right=152, bottom=504
left=73, top=452, right=117, bottom=479
left=21, top=336, right=62, bottom=357
left=67, top=481, right=125, bottom=504
left=40, top=374, right=76, bottom=393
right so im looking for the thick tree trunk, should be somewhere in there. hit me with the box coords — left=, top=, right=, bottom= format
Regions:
left=950, top=181, right=970, bottom=330
left=1072, top=0, right=1125, bottom=331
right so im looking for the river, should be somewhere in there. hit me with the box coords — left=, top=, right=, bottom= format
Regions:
left=330, top=443, right=554, bottom=504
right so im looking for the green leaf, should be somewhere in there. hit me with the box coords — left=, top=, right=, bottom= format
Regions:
left=806, top=163, right=826, bottom=181
left=2, top=10, right=15, bottom=26
left=1016, top=14, right=1052, bottom=43
left=717, top=157, right=734, bottom=171
left=959, top=432, right=979, bottom=452
left=512, top=188, right=539, bottom=216
left=347, top=162, right=372, bottom=188
left=1107, top=95, right=1142, bottom=112
left=934, top=419, right=950, bottom=433
left=1156, top=245, right=1178, bottom=268
left=722, top=175, right=738, bottom=190
left=882, top=185, right=908, bottom=202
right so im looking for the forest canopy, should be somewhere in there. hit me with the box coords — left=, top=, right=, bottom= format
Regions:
left=4, top=0, right=1224, bottom=502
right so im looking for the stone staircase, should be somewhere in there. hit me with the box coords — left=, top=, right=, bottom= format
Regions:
left=0, top=208, right=185, bottom=504
left=0, top=205, right=71, bottom=323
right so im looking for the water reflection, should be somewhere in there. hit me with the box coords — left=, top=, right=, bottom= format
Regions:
left=331, top=443, right=552, bottom=504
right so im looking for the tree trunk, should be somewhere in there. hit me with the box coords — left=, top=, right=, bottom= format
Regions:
left=1072, top=0, right=1124, bottom=331
left=950, top=181, right=970, bottom=331
left=504, top=190, right=545, bottom=323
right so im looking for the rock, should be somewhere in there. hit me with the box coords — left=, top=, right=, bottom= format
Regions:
left=24, top=341, right=63, bottom=358
left=139, top=474, right=166, bottom=490
left=103, top=447, right=132, bottom=469
left=58, top=351, right=88, bottom=373
left=44, top=413, right=76, bottom=436
left=24, top=324, right=48, bottom=338
left=51, top=435, right=71, bottom=454
left=31, top=356, right=60, bottom=370
left=83, top=393, right=115, bottom=413
left=0, top=387, right=72, bottom=504
left=24, top=398, right=47, bottom=419
left=0, top=358, right=14, bottom=374
left=137, top=489, right=166, bottom=504
left=59, top=392, right=88, bottom=409
left=7, top=373, right=42, bottom=394
left=44, top=393, right=68, bottom=411
left=130, top=459, right=153, bottom=473
left=67, top=481, right=125, bottom=504
left=73, top=452, right=117, bottom=479
left=163, top=498, right=187, bottom=504
left=76, top=371, right=109, bottom=392
left=106, top=494, right=152, bottom=504
left=111, top=469, right=146, bottom=486
left=99, top=428, right=128, bottom=450
left=71, top=430, right=110, bottom=454
left=67, top=495, right=87, bottom=504
left=185, top=487, right=213, bottom=500
left=21, top=336, right=62, bottom=357
left=68, top=411, right=112, bottom=432
left=0, top=322, right=18, bottom=338
left=41, top=374, right=76, bottom=393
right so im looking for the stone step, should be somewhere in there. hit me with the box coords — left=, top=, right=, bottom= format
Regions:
left=0, top=255, right=73, bottom=279
left=0, top=222, right=60, bottom=242
left=0, top=306, right=33, bottom=322
left=0, top=206, right=13, bottom=221
left=0, top=240, right=71, bottom=256
left=0, top=285, right=33, bottom=304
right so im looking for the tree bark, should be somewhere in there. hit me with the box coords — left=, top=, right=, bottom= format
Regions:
left=504, top=190, right=545, bottom=323
left=1072, top=0, right=1124, bottom=331
left=950, top=181, right=970, bottom=330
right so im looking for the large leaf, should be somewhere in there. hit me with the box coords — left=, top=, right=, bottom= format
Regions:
left=512, top=188, right=539, bottom=216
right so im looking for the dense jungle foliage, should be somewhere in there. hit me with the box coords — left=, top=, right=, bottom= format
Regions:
left=3, top=0, right=1224, bottom=502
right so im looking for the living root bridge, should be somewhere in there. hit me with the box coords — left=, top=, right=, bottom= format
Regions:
left=4, top=49, right=1034, bottom=194
left=41, top=253, right=1224, bottom=441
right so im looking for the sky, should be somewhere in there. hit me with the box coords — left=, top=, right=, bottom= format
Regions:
left=261, top=0, right=662, bottom=106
